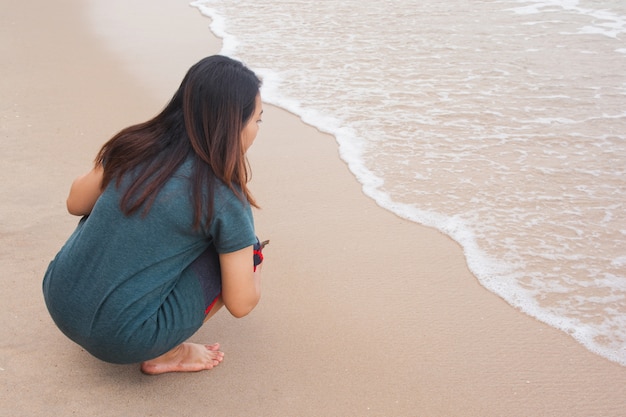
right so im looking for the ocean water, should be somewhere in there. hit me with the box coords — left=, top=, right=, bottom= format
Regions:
left=191, top=0, right=626, bottom=366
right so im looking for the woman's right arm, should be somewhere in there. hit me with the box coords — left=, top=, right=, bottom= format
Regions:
left=219, top=246, right=262, bottom=318
left=66, top=164, right=104, bottom=216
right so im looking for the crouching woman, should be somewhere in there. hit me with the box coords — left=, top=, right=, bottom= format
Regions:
left=43, top=55, right=266, bottom=375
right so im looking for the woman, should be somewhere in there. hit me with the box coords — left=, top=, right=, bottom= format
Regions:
left=43, top=55, right=265, bottom=375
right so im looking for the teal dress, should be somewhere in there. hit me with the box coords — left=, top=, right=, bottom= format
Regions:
left=42, top=160, right=257, bottom=364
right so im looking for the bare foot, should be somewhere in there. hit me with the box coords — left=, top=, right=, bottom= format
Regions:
left=140, top=343, right=224, bottom=375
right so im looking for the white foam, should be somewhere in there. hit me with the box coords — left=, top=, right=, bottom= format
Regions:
left=509, top=0, right=626, bottom=38
left=190, top=1, right=239, bottom=56
left=613, top=257, right=626, bottom=268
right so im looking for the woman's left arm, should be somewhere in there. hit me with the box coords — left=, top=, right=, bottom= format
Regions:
left=66, top=164, right=104, bottom=216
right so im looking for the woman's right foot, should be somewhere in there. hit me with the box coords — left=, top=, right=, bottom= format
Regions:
left=140, top=342, right=224, bottom=375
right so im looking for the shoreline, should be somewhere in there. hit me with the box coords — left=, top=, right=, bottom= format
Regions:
left=192, top=0, right=626, bottom=370
left=1, top=0, right=626, bottom=416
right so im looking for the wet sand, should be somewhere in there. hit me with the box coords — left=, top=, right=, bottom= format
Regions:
left=1, top=0, right=625, bottom=416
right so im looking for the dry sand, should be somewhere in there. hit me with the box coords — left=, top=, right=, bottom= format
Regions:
left=1, top=0, right=626, bottom=416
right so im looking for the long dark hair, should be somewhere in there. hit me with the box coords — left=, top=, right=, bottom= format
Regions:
left=95, top=55, right=261, bottom=229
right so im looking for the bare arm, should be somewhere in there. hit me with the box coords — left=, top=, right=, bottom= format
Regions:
left=219, top=246, right=262, bottom=318
left=66, top=165, right=104, bottom=216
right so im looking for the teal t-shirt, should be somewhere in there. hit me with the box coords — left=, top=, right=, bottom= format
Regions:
left=43, top=160, right=257, bottom=363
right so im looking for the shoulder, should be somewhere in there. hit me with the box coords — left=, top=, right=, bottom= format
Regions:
left=211, top=181, right=252, bottom=227
left=209, top=182, right=256, bottom=253
left=214, top=180, right=248, bottom=205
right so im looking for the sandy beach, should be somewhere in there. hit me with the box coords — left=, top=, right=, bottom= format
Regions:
left=2, top=0, right=626, bottom=416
